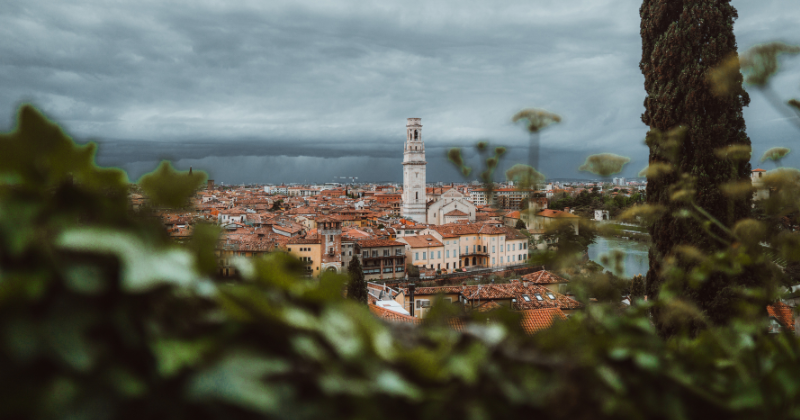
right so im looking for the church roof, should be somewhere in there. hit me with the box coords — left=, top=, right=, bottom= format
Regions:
left=444, top=209, right=469, bottom=217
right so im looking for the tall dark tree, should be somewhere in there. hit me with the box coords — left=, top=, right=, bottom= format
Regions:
left=346, top=256, right=368, bottom=304
left=640, top=0, right=752, bottom=332
left=630, top=274, right=646, bottom=301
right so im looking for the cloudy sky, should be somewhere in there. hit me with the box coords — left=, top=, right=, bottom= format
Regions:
left=1, top=0, right=798, bottom=184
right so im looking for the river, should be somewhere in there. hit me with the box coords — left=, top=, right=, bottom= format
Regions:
left=587, top=236, right=650, bottom=278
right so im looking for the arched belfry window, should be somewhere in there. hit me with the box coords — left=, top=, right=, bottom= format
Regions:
left=416, top=192, right=418, bottom=200
left=414, top=130, right=418, bottom=140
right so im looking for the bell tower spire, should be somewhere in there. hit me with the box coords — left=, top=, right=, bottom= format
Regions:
left=401, top=118, right=427, bottom=223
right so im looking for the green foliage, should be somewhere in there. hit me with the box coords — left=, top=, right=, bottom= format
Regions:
left=511, top=108, right=561, bottom=133
left=640, top=0, right=757, bottom=334
left=630, top=274, right=645, bottom=300
left=515, top=219, right=527, bottom=229
left=542, top=219, right=598, bottom=270
left=505, top=164, right=544, bottom=190
left=138, top=161, right=206, bottom=209
left=761, top=147, right=791, bottom=166
left=578, top=153, right=630, bottom=177
left=346, top=256, right=368, bottom=304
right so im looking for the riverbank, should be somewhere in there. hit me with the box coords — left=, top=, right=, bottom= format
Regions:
left=587, top=236, right=650, bottom=278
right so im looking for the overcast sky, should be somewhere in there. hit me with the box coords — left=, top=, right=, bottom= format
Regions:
left=1, top=0, right=798, bottom=184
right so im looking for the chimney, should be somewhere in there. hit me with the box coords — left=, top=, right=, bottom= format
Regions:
left=409, top=283, right=416, bottom=317
left=523, top=280, right=529, bottom=287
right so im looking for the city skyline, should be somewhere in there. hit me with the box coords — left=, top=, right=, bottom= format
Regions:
left=2, top=0, right=799, bottom=184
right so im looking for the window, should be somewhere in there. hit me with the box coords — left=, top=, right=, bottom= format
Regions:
left=383, top=250, right=389, bottom=256
left=416, top=300, right=431, bottom=308
left=483, top=246, right=487, bottom=253
left=437, top=251, right=441, bottom=259
left=395, top=266, right=404, bottom=272
left=446, top=263, right=449, bottom=269
left=363, top=251, right=369, bottom=258
left=415, top=252, right=419, bottom=261
left=546, top=292, right=556, bottom=300
left=464, top=246, right=468, bottom=253
left=372, top=250, right=378, bottom=257
left=522, top=295, right=531, bottom=302
left=383, top=267, right=392, bottom=273
left=492, top=257, right=495, bottom=264
left=534, top=293, right=543, bottom=301
left=288, top=248, right=292, bottom=252
left=446, top=249, right=450, bottom=258
left=422, top=252, right=426, bottom=260
left=492, top=246, right=495, bottom=253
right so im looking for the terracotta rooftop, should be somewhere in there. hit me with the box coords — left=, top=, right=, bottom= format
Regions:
left=444, top=209, right=469, bottom=217
left=369, top=304, right=420, bottom=325
left=521, top=270, right=569, bottom=284
left=519, top=308, right=567, bottom=333
left=767, top=302, right=795, bottom=331
left=358, top=239, right=406, bottom=248
left=402, top=234, right=444, bottom=248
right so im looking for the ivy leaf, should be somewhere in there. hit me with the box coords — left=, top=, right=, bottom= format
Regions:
left=138, top=161, right=206, bottom=209
left=57, top=228, right=198, bottom=292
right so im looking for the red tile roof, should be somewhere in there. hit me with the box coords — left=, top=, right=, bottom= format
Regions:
left=369, top=304, right=420, bottom=325
left=402, top=235, right=444, bottom=248
left=767, top=302, right=795, bottom=331
left=444, top=209, right=469, bottom=217
left=521, top=270, right=569, bottom=285
left=519, top=308, right=567, bottom=333
left=358, top=239, right=406, bottom=248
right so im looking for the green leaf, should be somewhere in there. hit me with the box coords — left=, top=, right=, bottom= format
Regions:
left=57, top=228, right=198, bottom=292
left=137, top=161, right=206, bottom=209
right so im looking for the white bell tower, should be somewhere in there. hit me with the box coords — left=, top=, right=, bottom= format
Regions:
left=402, top=118, right=427, bottom=223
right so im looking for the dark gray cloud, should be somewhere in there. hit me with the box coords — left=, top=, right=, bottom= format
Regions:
left=1, top=0, right=798, bottom=184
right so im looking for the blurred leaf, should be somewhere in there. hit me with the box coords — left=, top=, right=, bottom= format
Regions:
left=618, top=204, right=666, bottom=226
left=505, top=164, right=544, bottom=190
left=138, top=161, right=206, bottom=209
left=638, top=162, right=673, bottom=179
left=761, top=147, right=791, bottom=163
left=57, top=228, right=198, bottom=292
left=0, top=105, right=128, bottom=191
left=578, top=153, right=630, bottom=177
left=714, top=144, right=751, bottom=161
left=189, top=350, right=290, bottom=413
left=740, top=42, right=800, bottom=86
left=512, top=108, right=561, bottom=133
left=707, top=54, right=743, bottom=96
left=720, top=181, right=754, bottom=200
left=733, top=219, right=766, bottom=247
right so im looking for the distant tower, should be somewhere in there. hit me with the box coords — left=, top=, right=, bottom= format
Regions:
left=318, top=216, right=343, bottom=272
left=402, top=118, right=427, bottom=223
left=207, top=179, right=215, bottom=190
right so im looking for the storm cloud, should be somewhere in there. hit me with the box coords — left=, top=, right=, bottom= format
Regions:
left=1, top=0, right=798, bottom=183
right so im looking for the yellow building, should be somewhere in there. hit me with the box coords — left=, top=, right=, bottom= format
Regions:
left=287, top=237, right=322, bottom=277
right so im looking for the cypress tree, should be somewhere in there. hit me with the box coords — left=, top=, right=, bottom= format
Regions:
left=640, top=0, right=752, bottom=333
left=346, top=256, right=368, bottom=304
left=630, top=274, right=645, bottom=301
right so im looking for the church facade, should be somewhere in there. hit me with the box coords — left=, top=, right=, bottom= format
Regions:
left=401, top=118, right=476, bottom=225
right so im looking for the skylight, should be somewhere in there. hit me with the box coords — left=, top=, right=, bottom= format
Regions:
left=522, top=295, right=531, bottom=302
left=534, top=293, right=543, bottom=301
